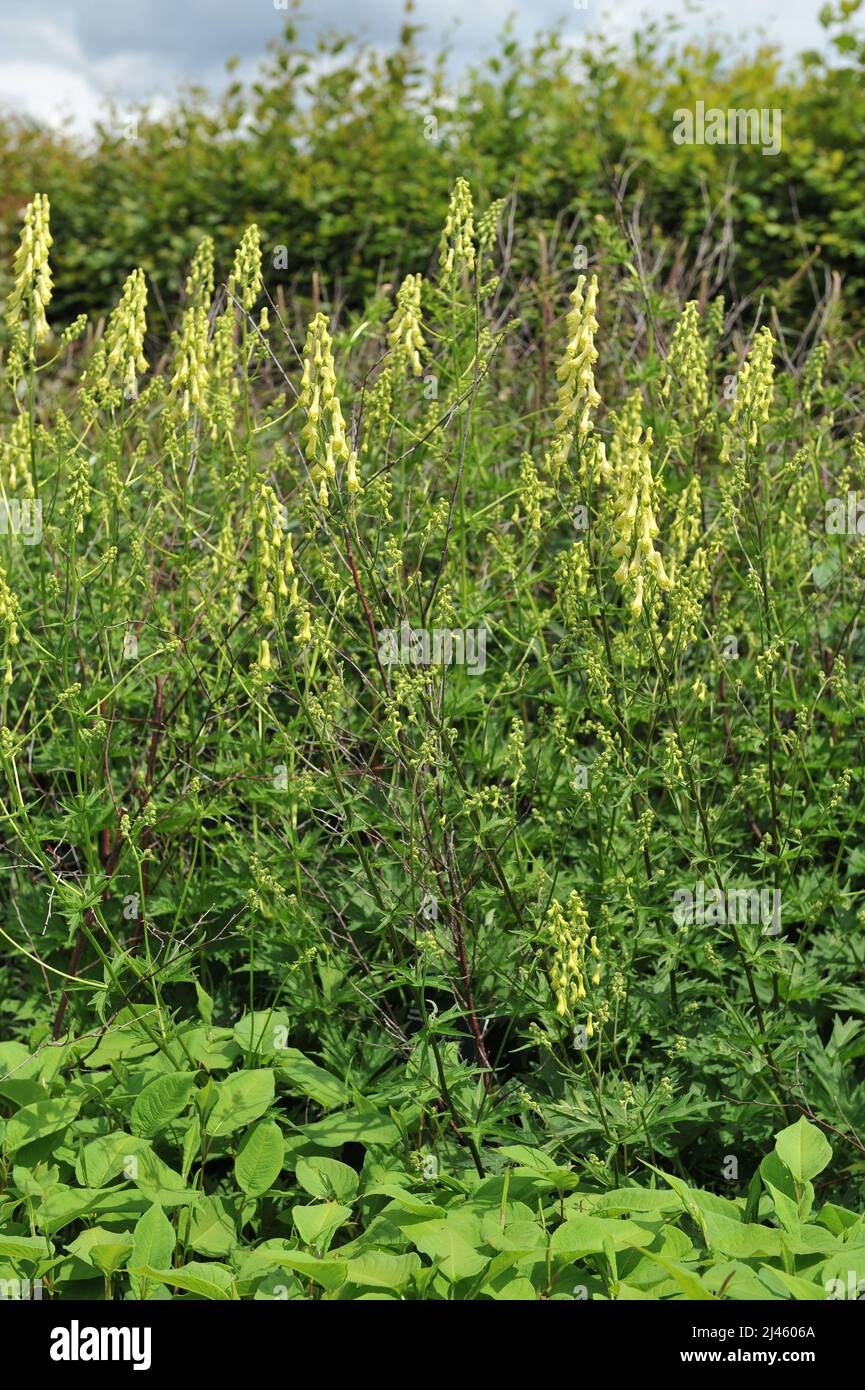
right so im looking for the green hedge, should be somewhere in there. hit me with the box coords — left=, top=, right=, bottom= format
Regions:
left=1, top=4, right=865, bottom=330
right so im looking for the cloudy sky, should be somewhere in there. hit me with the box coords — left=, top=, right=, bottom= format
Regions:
left=0, top=0, right=835, bottom=133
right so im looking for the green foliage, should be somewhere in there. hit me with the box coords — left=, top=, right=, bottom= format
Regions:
left=1, top=156, right=865, bottom=1299
left=3, top=6, right=865, bottom=330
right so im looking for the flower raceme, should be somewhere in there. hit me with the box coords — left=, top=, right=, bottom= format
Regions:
left=104, top=268, right=149, bottom=401
left=299, top=312, right=359, bottom=506
left=543, top=891, right=601, bottom=1027
left=609, top=425, right=672, bottom=618
left=721, top=326, right=775, bottom=468
left=170, top=306, right=210, bottom=418
left=662, top=300, right=709, bottom=417
left=5, top=193, right=53, bottom=345
left=363, top=274, right=428, bottom=450
left=439, top=176, right=476, bottom=284
left=387, top=274, right=426, bottom=378
left=544, top=273, right=609, bottom=486
left=228, top=224, right=263, bottom=313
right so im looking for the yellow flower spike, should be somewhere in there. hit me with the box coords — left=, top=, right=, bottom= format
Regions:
left=229, top=224, right=263, bottom=312
left=721, top=326, right=775, bottom=470
left=171, top=305, right=210, bottom=417
left=662, top=300, right=708, bottom=416
left=387, top=274, right=426, bottom=376
left=299, top=312, right=351, bottom=494
left=586, top=1013, right=595, bottom=1039
left=544, top=273, right=605, bottom=483
left=609, top=424, right=671, bottom=617
left=105, top=268, right=148, bottom=399
left=439, top=176, right=476, bottom=284
left=185, top=236, right=215, bottom=307
left=542, top=892, right=600, bottom=1025
left=6, top=193, right=53, bottom=344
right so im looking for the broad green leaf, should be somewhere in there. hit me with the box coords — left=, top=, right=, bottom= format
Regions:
left=0, top=1234, right=51, bottom=1264
left=294, top=1156, right=358, bottom=1202
left=233, top=1011, right=290, bottom=1055
left=207, top=1069, right=275, bottom=1136
left=130, top=1261, right=234, bottom=1300
left=67, top=1227, right=134, bottom=1277
left=5, top=1097, right=81, bottom=1157
left=702, top=1211, right=782, bottom=1258
left=775, top=1117, right=833, bottom=1183
left=35, top=1186, right=113, bottom=1235
left=397, top=1212, right=488, bottom=1281
left=293, top=1201, right=352, bottom=1248
left=341, top=1249, right=421, bottom=1291
left=636, top=1250, right=716, bottom=1300
left=261, top=1250, right=347, bottom=1292
left=131, top=1072, right=198, bottom=1139
left=760, top=1149, right=812, bottom=1229
left=274, top=1049, right=347, bottom=1108
left=549, top=1214, right=655, bottom=1256
left=235, top=1119, right=284, bottom=1197
left=185, top=1196, right=238, bottom=1258
left=300, top=1109, right=399, bottom=1149
left=77, top=1132, right=145, bottom=1188
left=759, top=1265, right=827, bottom=1300
left=130, top=1203, right=176, bottom=1299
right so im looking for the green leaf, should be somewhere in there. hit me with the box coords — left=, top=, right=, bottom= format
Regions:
left=77, top=1132, right=145, bottom=1187
left=131, top=1073, right=198, bottom=1139
left=186, top=1196, right=237, bottom=1258
left=0, top=1234, right=51, bottom=1265
left=300, top=1109, right=399, bottom=1148
left=294, top=1155, right=358, bottom=1202
left=342, top=1249, right=422, bottom=1291
left=66, top=1227, right=134, bottom=1277
left=194, top=981, right=214, bottom=1027
left=637, top=1250, right=717, bottom=1300
left=207, top=1069, right=275, bottom=1136
left=233, top=1011, right=290, bottom=1056
left=775, top=1117, right=833, bottom=1183
left=396, top=1211, right=489, bottom=1281
left=235, top=1119, right=284, bottom=1197
left=274, top=1048, right=347, bottom=1107
left=130, top=1204, right=176, bottom=1299
left=5, top=1097, right=81, bottom=1157
left=758, top=1265, right=827, bottom=1300
left=130, top=1261, right=234, bottom=1300
left=293, top=1201, right=352, bottom=1248
left=550, top=1214, right=654, bottom=1256
left=261, top=1250, right=347, bottom=1291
